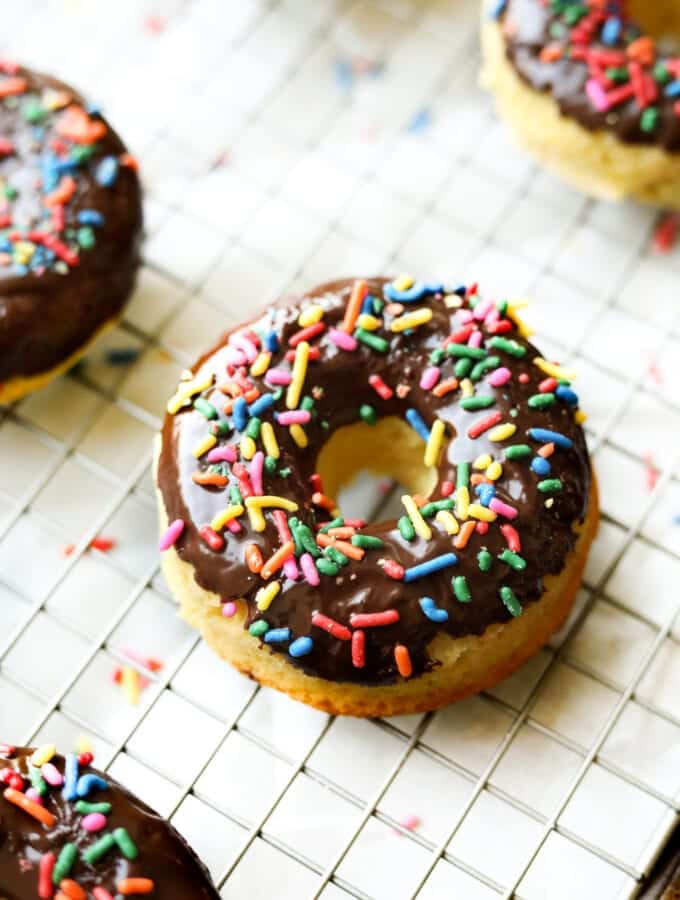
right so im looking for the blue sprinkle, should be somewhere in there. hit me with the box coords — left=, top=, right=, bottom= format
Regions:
left=106, top=347, right=140, bottom=365
left=666, top=80, right=680, bottom=98
left=404, top=553, right=458, bottom=583
left=384, top=281, right=443, bottom=303
left=528, top=428, right=573, bottom=450
left=289, top=636, right=314, bottom=658
left=419, top=596, right=449, bottom=623
left=476, top=483, right=496, bottom=507
left=453, top=284, right=467, bottom=297
left=601, top=16, right=622, bottom=45
left=407, top=108, right=432, bottom=134
left=86, top=103, right=102, bottom=117
left=334, top=59, right=354, bottom=91
left=95, top=156, right=119, bottom=187
left=264, top=627, right=291, bottom=644
left=264, top=330, right=279, bottom=353
left=0, top=238, right=11, bottom=253
left=232, top=396, right=249, bottom=431
left=78, top=209, right=105, bottom=227
left=488, top=0, right=507, bottom=20
left=361, top=295, right=374, bottom=315
left=248, top=393, right=275, bottom=418
left=673, top=514, right=680, bottom=526
left=76, top=773, right=108, bottom=798
left=531, top=456, right=551, bottom=476
left=41, top=151, right=61, bottom=193
left=405, top=408, right=430, bottom=442
left=555, top=385, right=578, bottom=405
left=63, top=753, right=79, bottom=802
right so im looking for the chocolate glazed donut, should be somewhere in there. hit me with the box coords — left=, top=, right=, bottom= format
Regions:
left=0, top=62, right=142, bottom=399
left=156, top=277, right=595, bottom=714
left=0, top=744, right=219, bottom=898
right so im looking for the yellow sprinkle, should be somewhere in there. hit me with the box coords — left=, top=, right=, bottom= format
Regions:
left=435, top=509, right=459, bottom=535
left=192, top=433, right=217, bottom=458
left=240, top=435, right=256, bottom=460
left=247, top=505, right=266, bottom=532
left=485, top=461, right=503, bottom=481
left=468, top=503, right=498, bottom=522
left=444, top=294, right=462, bottom=309
left=166, top=392, right=190, bottom=414
left=393, top=274, right=414, bottom=291
left=250, top=351, right=271, bottom=377
left=121, top=666, right=140, bottom=706
left=211, top=504, right=244, bottom=531
left=290, top=424, right=308, bottom=448
left=75, top=736, right=93, bottom=755
left=357, top=313, right=382, bottom=331
left=391, top=308, right=433, bottom=333
left=424, top=418, right=446, bottom=467
left=30, top=744, right=56, bottom=767
left=298, top=304, right=324, bottom=327
left=286, top=341, right=309, bottom=410
left=167, top=373, right=214, bottom=413
left=455, top=485, right=470, bottom=520
left=460, top=378, right=474, bottom=398
left=574, top=409, right=587, bottom=425
left=533, top=356, right=577, bottom=381
left=261, top=421, right=280, bottom=459
left=401, top=495, right=431, bottom=541
left=256, top=581, right=281, bottom=611
left=487, top=423, right=517, bottom=442
left=246, top=495, right=299, bottom=511
left=473, top=453, right=492, bottom=470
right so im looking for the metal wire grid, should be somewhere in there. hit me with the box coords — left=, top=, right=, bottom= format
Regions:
left=0, top=0, right=679, bottom=897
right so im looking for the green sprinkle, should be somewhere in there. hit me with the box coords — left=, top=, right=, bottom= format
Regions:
left=301, top=395, right=315, bottom=412
left=454, top=357, right=473, bottom=378
left=477, top=549, right=493, bottom=572
left=351, top=534, right=385, bottom=549
left=76, top=226, right=96, bottom=250
left=82, top=833, right=116, bottom=866
left=496, top=300, right=508, bottom=316
left=355, top=328, right=389, bottom=353
left=398, top=515, right=416, bottom=541
left=325, top=546, right=349, bottom=567
left=504, top=444, right=532, bottom=460
left=538, top=478, right=563, bottom=493
left=113, top=827, right=138, bottom=860
left=499, top=549, right=527, bottom=571
left=74, top=800, right=112, bottom=814
left=653, top=63, right=670, bottom=84
left=22, top=98, right=47, bottom=123
left=4, top=183, right=17, bottom=201
left=447, top=344, right=487, bottom=360
left=488, top=336, right=526, bottom=358
left=605, top=66, right=629, bottom=83
left=316, top=558, right=339, bottom=576
left=53, top=842, right=77, bottom=883
left=210, top=420, right=231, bottom=437
left=70, top=144, right=95, bottom=165
left=641, top=107, right=659, bottom=133
left=28, top=766, right=47, bottom=796
left=290, top=518, right=321, bottom=557
left=470, top=355, right=501, bottom=382
left=246, top=416, right=261, bottom=439
left=272, top=388, right=283, bottom=402
left=500, top=585, right=522, bottom=617
left=229, top=484, right=243, bottom=505
left=452, top=575, right=472, bottom=603
left=194, top=397, right=217, bottom=420
left=419, top=499, right=455, bottom=517
left=249, top=620, right=269, bottom=637
left=460, top=395, right=495, bottom=411
left=457, top=461, right=470, bottom=489
left=430, top=348, right=445, bottom=365
left=372, top=297, right=384, bottom=315
left=264, top=455, right=277, bottom=474
left=279, top=466, right=291, bottom=477
left=359, top=404, right=377, bottom=425
left=320, top=516, right=344, bottom=534
left=528, top=393, right=556, bottom=409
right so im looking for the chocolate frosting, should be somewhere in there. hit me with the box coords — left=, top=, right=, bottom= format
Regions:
left=157, top=277, right=591, bottom=685
left=0, top=64, right=142, bottom=384
left=499, top=0, right=680, bottom=150
left=0, top=745, right=219, bottom=898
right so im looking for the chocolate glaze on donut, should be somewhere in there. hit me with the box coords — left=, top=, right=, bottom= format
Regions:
left=496, top=0, right=680, bottom=150
left=157, top=277, right=591, bottom=685
left=0, top=745, right=219, bottom=898
left=0, top=63, right=142, bottom=384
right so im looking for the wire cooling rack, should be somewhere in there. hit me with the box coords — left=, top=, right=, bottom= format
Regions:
left=2, top=1, right=680, bottom=897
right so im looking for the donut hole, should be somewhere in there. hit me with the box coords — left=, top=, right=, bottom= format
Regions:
left=316, top=416, right=437, bottom=520
left=628, top=0, right=680, bottom=49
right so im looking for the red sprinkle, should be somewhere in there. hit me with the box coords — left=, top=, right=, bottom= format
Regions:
left=440, top=480, right=454, bottom=497
left=285, top=346, right=321, bottom=363
left=0, top=744, right=16, bottom=757
left=475, top=521, right=489, bottom=535
left=352, top=630, right=366, bottom=668
left=309, top=473, right=324, bottom=494
left=350, top=610, right=400, bottom=628
left=519, top=373, right=530, bottom=384
left=288, top=322, right=325, bottom=347
left=394, top=644, right=413, bottom=678
left=199, top=525, right=226, bottom=552
left=311, top=612, right=352, bottom=641
left=382, top=559, right=405, bottom=580
left=539, top=377, right=558, bottom=393
left=500, top=524, right=521, bottom=552
left=90, top=536, right=115, bottom=552
left=467, top=411, right=503, bottom=439
left=38, top=851, right=56, bottom=899
left=445, top=324, right=475, bottom=345
left=78, top=752, right=94, bottom=767
left=368, top=373, right=393, bottom=400
left=653, top=213, right=680, bottom=254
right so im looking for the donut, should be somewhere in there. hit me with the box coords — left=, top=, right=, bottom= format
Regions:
left=155, top=276, right=598, bottom=718
left=481, top=0, right=680, bottom=207
left=0, top=61, right=142, bottom=405
left=0, top=743, right=219, bottom=898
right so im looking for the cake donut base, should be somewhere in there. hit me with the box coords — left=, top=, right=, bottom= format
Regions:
left=156, top=437, right=598, bottom=718
left=0, top=314, right=119, bottom=405
left=481, top=15, right=680, bottom=209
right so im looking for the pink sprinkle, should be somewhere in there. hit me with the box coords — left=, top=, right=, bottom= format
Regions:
left=419, top=366, right=440, bottom=391
left=159, top=518, right=184, bottom=551
left=25, top=788, right=43, bottom=805
left=224, top=346, right=248, bottom=367
left=250, top=451, right=264, bottom=496
left=229, top=332, right=258, bottom=363
left=473, top=299, right=492, bottom=320
left=283, top=557, right=300, bottom=580
left=484, top=308, right=500, bottom=328
left=222, top=601, right=237, bottom=618
left=400, top=815, right=421, bottom=831
left=489, top=498, right=518, bottom=520
left=458, top=309, right=474, bottom=324
left=519, top=373, right=530, bottom=384
left=300, top=552, right=320, bottom=586
left=329, top=327, right=358, bottom=351
left=277, top=410, right=311, bottom=426
left=586, top=78, right=609, bottom=112
left=81, top=812, right=107, bottom=833
left=227, top=519, right=241, bottom=534
left=93, top=889, right=115, bottom=900
left=41, top=763, right=63, bottom=787
left=207, top=444, right=237, bottom=464
left=468, top=330, right=483, bottom=348
left=265, top=368, right=291, bottom=386
left=488, top=366, right=512, bottom=387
